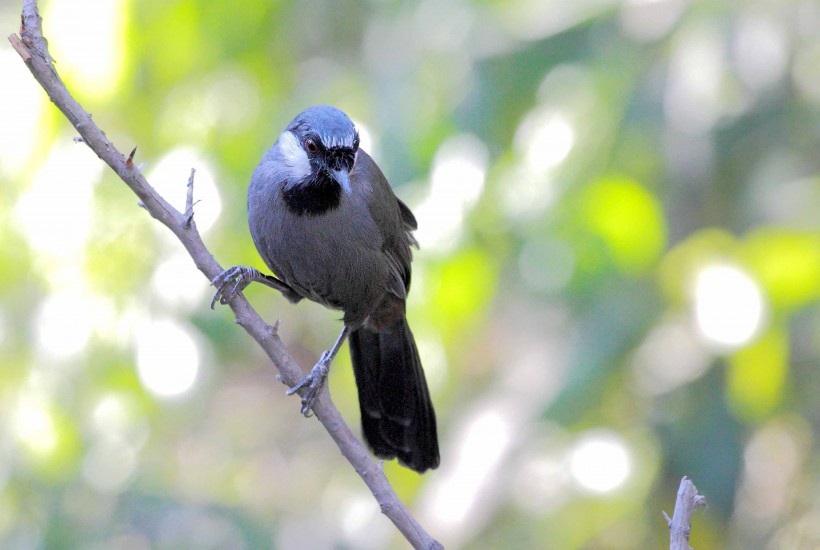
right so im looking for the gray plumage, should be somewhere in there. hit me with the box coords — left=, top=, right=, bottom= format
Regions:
left=232, top=105, right=439, bottom=472
left=250, top=146, right=409, bottom=326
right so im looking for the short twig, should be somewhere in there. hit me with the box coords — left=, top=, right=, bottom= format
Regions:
left=664, top=476, right=706, bottom=550
left=183, top=167, right=198, bottom=228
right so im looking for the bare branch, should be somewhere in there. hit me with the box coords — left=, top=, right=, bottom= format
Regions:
left=664, top=476, right=706, bottom=550
left=9, top=2, right=442, bottom=548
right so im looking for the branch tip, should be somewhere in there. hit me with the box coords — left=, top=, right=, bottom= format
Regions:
left=667, top=476, right=705, bottom=550
left=183, top=167, right=197, bottom=228
left=8, top=34, right=32, bottom=61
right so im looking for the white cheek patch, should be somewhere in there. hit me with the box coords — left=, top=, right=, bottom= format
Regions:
left=278, top=131, right=311, bottom=181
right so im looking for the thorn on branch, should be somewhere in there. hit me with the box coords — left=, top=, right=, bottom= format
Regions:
left=126, top=146, right=137, bottom=168
left=265, top=321, right=279, bottom=340
left=73, top=136, right=85, bottom=143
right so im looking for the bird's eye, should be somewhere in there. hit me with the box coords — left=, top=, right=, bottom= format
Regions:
left=305, top=139, right=318, bottom=154
left=353, top=135, right=360, bottom=150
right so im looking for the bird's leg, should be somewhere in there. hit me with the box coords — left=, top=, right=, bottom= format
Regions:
left=287, top=325, right=350, bottom=416
left=210, top=265, right=299, bottom=309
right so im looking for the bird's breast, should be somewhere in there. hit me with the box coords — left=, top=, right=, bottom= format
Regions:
left=250, top=188, right=387, bottom=320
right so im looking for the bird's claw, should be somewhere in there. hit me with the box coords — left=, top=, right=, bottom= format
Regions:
left=287, top=353, right=330, bottom=416
left=210, top=265, right=256, bottom=309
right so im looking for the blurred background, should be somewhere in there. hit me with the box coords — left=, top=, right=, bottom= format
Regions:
left=2, top=0, right=820, bottom=548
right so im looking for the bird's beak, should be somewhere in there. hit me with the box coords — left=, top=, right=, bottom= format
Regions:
left=330, top=168, right=352, bottom=194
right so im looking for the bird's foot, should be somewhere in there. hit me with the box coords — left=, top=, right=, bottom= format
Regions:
left=210, top=265, right=261, bottom=309
left=286, top=352, right=331, bottom=416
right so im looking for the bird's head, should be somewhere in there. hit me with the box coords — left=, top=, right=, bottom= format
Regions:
left=281, top=105, right=360, bottom=194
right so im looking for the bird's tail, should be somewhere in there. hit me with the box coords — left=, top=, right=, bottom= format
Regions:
left=348, top=320, right=439, bottom=473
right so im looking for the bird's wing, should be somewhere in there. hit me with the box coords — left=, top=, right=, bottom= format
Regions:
left=353, top=150, right=415, bottom=295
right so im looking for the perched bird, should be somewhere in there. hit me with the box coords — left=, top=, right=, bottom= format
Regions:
left=212, top=105, right=439, bottom=473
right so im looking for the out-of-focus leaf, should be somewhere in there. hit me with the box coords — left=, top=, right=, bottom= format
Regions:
left=581, top=176, right=667, bottom=275
left=430, top=247, right=498, bottom=341
left=14, top=398, right=82, bottom=482
left=727, top=326, right=788, bottom=422
left=740, top=228, right=820, bottom=311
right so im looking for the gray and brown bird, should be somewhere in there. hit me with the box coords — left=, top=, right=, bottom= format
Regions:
left=212, top=105, right=439, bottom=473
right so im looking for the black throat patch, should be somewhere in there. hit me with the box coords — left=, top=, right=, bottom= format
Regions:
left=282, top=171, right=342, bottom=216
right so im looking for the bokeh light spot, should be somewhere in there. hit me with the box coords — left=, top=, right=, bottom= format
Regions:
left=569, top=430, right=632, bottom=494
left=414, top=134, right=487, bottom=252
left=516, top=108, right=574, bottom=176
left=693, top=264, right=766, bottom=350
left=664, top=23, right=724, bottom=133
left=14, top=396, right=58, bottom=456
left=337, top=493, right=381, bottom=544
left=14, top=143, right=101, bottom=257
left=45, top=0, right=126, bottom=99
left=733, top=12, right=788, bottom=92
left=428, top=408, right=511, bottom=527
left=136, top=320, right=200, bottom=398
left=35, top=292, right=94, bottom=360
left=151, top=252, right=208, bottom=310
left=0, top=50, right=45, bottom=176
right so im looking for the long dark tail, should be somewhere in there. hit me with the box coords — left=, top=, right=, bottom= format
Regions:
left=348, top=319, right=439, bottom=473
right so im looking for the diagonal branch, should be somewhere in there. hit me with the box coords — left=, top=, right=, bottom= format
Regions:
left=9, top=2, right=442, bottom=548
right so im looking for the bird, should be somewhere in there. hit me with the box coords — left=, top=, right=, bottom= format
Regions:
left=211, top=105, right=440, bottom=473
